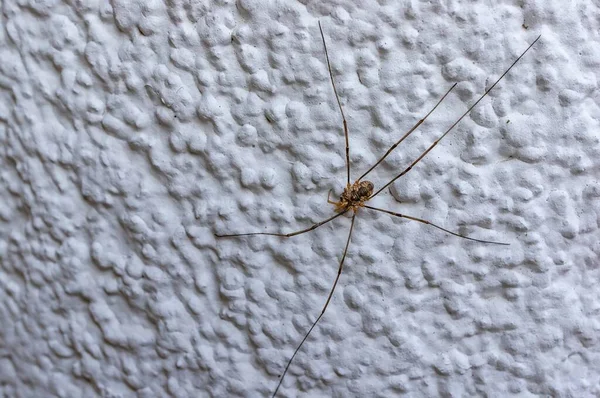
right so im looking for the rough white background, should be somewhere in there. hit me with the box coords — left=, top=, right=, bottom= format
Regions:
left=1, top=0, right=599, bottom=397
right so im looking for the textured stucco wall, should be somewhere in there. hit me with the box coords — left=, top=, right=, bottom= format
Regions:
left=1, top=1, right=600, bottom=397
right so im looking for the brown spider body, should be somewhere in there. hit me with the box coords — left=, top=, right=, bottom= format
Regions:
left=330, top=180, right=374, bottom=213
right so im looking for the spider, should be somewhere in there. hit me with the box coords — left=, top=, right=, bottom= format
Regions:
left=215, top=21, right=540, bottom=397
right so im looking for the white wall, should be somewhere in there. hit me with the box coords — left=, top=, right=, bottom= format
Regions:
left=1, top=0, right=599, bottom=397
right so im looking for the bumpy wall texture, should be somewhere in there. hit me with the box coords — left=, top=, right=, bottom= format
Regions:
left=1, top=1, right=600, bottom=397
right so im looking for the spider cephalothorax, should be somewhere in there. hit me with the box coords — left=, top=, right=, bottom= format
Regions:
left=330, top=180, right=374, bottom=213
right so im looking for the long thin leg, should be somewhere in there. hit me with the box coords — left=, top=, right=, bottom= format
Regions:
left=364, top=205, right=509, bottom=245
left=214, top=210, right=347, bottom=238
left=370, top=35, right=541, bottom=199
left=271, top=213, right=357, bottom=397
left=319, top=21, right=351, bottom=186
left=357, top=83, right=457, bottom=182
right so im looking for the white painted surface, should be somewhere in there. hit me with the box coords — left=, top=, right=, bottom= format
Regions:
left=1, top=1, right=599, bottom=397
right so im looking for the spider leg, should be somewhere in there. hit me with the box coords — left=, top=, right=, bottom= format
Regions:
left=319, top=21, right=351, bottom=186
left=358, top=83, right=457, bottom=181
left=271, top=213, right=357, bottom=397
left=215, top=211, right=347, bottom=238
left=370, top=35, right=541, bottom=199
left=327, top=188, right=341, bottom=206
left=364, top=205, right=509, bottom=245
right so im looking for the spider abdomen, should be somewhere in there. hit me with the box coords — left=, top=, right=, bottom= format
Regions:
left=336, top=180, right=374, bottom=212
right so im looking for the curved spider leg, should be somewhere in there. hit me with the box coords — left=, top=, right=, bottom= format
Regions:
left=327, top=188, right=341, bottom=206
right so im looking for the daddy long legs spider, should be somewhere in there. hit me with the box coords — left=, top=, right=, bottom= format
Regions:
left=215, top=21, right=540, bottom=397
